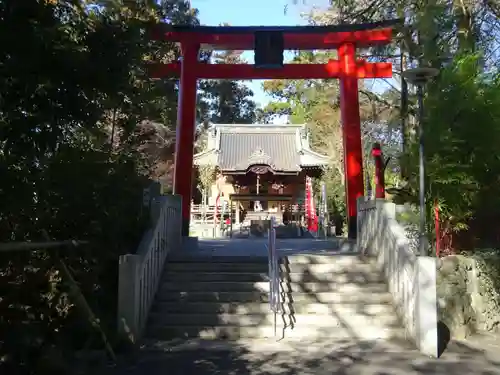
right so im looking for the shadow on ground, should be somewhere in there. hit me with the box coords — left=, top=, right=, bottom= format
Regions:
left=96, top=337, right=500, bottom=375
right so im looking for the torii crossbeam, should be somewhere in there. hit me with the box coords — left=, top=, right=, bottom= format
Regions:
left=151, top=20, right=399, bottom=239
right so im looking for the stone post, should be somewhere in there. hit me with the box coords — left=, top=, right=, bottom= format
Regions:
left=416, top=256, right=438, bottom=358
left=117, top=254, right=141, bottom=343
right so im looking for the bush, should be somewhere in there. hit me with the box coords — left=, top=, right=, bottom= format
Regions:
left=0, top=148, right=150, bottom=374
left=405, top=55, right=500, bottom=251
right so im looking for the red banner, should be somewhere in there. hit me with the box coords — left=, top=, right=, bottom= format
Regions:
left=305, top=177, right=318, bottom=232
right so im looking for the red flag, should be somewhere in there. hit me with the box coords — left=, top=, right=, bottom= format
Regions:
left=305, top=177, right=318, bottom=232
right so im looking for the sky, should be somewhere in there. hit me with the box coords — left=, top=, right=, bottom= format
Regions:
left=191, top=0, right=312, bottom=107
left=190, top=0, right=390, bottom=108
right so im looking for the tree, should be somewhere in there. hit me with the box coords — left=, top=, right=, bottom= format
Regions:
left=199, top=50, right=257, bottom=124
left=285, top=0, right=500, bottom=249
left=0, top=0, right=203, bottom=372
left=413, top=55, right=500, bottom=249
left=197, top=164, right=217, bottom=221
left=305, top=0, right=500, bottom=155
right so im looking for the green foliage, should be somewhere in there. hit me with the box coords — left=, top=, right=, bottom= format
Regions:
left=197, top=164, right=216, bottom=202
left=405, top=55, right=500, bottom=243
left=284, top=0, right=500, bottom=246
left=198, top=51, right=257, bottom=124
left=0, top=0, right=204, bottom=373
left=0, top=147, right=149, bottom=374
left=317, top=169, right=346, bottom=218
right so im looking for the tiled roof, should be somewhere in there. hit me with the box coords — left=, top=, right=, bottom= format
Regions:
left=193, top=124, right=329, bottom=171
left=217, top=127, right=301, bottom=172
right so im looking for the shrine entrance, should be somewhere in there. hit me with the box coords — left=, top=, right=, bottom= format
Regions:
left=151, top=20, right=399, bottom=238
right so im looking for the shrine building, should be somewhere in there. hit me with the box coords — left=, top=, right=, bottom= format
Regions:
left=193, top=123, right=328, bottom=225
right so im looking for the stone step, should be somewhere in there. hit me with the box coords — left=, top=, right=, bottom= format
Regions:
left=149, top=311, right=400, bottom=328
left=162, top=271, right=270, bottom=283
left=167, top=256, right=269, bottom=264
left=159, top=281, right=387, bottom=294
left=161, top=271, right=384, bottom=283
left=166, top=261, right=267, bottom=273
left=152, top=301, right=395, bottom=316
left=145, top=323, right=403, bottom=341
left=281, top=254, right=365, bottom=265
left=155, top=290, right=393, bottom=304
left=165, top=261, right=376, bottom=274
left=167, top=254, right=363, bottom=265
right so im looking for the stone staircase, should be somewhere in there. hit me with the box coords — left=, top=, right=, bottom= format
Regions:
left=144, top=253, right=405, bottom=343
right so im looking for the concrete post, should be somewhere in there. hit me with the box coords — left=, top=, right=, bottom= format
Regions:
left=416, top=256, right=438, bottom=357
left=356, top=196, right=364, bottom=249
left=150, top=197, right=162, bottom=226
left=117, top=254, right=141, bottom=343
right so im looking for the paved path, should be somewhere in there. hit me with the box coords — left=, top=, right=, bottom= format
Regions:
left=179, top=237, right=357, bottom=258
left=455, top=331, right=500, bottom=363
left=93, top=335, right=500, bottom=375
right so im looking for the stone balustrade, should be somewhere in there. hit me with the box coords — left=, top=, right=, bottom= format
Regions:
left=117, top=194, right=182, bottom=343
left=357, top=197, right=438, bottom=357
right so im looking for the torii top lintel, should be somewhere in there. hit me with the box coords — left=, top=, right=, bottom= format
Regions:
left=152, top=19, right=401, bottom=50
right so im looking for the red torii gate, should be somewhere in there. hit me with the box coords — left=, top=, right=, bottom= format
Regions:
left=151, top=20, right=398, bottom=239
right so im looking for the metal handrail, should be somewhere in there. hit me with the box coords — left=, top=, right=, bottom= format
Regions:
left=267, top=216, right=281, bottom=336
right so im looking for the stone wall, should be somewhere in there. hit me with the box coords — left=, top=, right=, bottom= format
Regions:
left=437, top=252, right=500, bottom=339
left=394, top=202, right=500, bottom=338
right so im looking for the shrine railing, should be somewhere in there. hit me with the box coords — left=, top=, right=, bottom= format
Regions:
left=117, top=194, right=182, bottom=343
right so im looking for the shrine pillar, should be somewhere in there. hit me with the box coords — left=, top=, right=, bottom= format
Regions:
left=173, top=42, right=199, bottom=236
left=339, top=43, right=365, bottom=239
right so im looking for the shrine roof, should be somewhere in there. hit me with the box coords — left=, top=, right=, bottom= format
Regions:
left=194, top=124, right=329, bottom=174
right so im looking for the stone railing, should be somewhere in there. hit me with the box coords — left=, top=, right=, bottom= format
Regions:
left=117, top=194, right=182, bottom=343
left=357, top=197, right=438, bottom=357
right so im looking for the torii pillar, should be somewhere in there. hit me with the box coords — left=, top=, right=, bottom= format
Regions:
left=339, top=43, right=364, bottom=238
left=174, top=42, right=199, bottom=235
